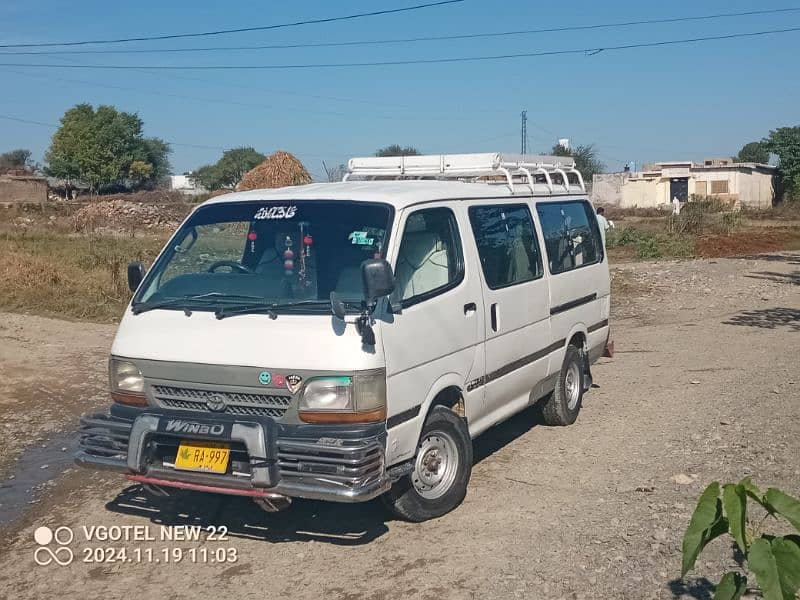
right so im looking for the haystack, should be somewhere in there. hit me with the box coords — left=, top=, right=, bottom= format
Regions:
left=237, top=151, right=312, bottom=191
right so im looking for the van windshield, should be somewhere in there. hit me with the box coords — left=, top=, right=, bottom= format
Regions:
left=133, top=200, right=393, bottom=313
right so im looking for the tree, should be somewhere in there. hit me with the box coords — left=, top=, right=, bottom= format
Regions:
left=323, top=161, right=347, bottom=182
left=136, top=137, right=171, bottom=189
left=735, top=141, right=769, bottom=164
left=375, top=145, right=420, bottom=157
left=190, top=147, right=265, bottom=190
left=551, top=142, right=605, bottom=183
left=0, top=149, right=33, bottom=172
left=762, top=126, right=800, bottom=201
left=44, top=104, right=171, bottom=193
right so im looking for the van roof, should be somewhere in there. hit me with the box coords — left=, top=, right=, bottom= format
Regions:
left=203, top=180, right=588, bottom=211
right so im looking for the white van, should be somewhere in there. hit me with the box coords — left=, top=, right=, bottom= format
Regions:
left=77, top=153, right=611, bottom=522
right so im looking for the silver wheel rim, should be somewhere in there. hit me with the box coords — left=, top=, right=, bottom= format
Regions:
left=412, top=430, right=459, bottom=500
left=565, top=361, right=581, bottom=410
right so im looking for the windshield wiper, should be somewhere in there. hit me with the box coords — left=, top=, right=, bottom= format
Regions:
left=215, top=300, right=358, bottom=320
left=132, top=292, right=265, bottom=315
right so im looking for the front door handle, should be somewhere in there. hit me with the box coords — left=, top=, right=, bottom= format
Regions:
left=463, top=302, right=477, bottom=315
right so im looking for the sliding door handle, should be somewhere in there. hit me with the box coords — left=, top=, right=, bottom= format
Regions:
left=463, top=302, right=477, bottom=315
left=490, top=303, right=499, bottom=331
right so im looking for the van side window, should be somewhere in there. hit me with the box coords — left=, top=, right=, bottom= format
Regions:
left=393, top=207, right=464, bottom=305
left=536, top=201, right=603, bottom=274
left=468, top=204, right=543, bottom=289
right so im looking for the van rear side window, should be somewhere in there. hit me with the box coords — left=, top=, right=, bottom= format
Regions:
left=536, top=201, right=603, bottom=275
left=468, top=204, right=543, bottom=289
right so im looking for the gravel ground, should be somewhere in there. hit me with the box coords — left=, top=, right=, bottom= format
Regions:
left=0, top=252, right=798, bottom=600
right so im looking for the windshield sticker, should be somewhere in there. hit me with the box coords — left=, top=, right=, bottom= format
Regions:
left=254, top=206, right=297, bottom=220
left=350, top=231, right=374, bottom=245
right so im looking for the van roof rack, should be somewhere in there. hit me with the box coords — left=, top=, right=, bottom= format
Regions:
left=344, top=152, right=585, bottom=194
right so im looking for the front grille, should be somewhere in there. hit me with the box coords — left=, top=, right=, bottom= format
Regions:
left=151, top=385, right=291, bottom=419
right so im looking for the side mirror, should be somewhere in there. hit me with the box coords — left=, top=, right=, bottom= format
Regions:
left=361, top=259, right=395, bottom=302
left=127, top=261, right=146, bottom=292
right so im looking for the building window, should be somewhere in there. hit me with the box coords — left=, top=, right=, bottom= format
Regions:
left=711, top=180, right=729, bottom=195
left=468, top=204, right=543, bottom=289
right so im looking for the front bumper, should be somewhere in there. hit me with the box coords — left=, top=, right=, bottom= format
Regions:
left=75, top=408, right=390, bottom=503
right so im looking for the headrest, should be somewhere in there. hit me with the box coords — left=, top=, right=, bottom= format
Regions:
left=399, top=231, right=442, bottom=268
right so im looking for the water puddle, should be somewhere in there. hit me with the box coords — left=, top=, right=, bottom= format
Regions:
left=0, top=431, right=78, bottom=527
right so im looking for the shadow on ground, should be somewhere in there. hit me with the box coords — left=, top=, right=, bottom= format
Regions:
left=733, top=252, right=800, bottom=265
left=666, top=577, right=715, bottom=600
left=745, top=270, right=800, bottom=286
left=723, top=307, right=800, bottom=331
left=106, top=486, right=391, bottom=546
left=104, top=406, right=543, bottom=545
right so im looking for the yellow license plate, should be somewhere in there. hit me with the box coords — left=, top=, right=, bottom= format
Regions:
left=174, top=441, right=230, bottom=474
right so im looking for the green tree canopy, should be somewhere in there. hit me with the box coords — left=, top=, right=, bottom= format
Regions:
left=0, top=148, right=33, bottom=171
left=44, top=104, right=171, bottom=192
left=375, top=145, right=421, bottom=157
left=735, top=141, right=769, bottom=164
left=763, top=126, right=800, bottom=201
left=551, top=143, right=605, bottom=182
left=190, top=147, right=265, bottom=190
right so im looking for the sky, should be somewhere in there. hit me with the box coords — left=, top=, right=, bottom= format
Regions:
left=1, top=0, right=799, bottom=180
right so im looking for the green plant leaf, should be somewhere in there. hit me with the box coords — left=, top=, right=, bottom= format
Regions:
left=723, top=484, right=748, bottom=553
left=682, top=482, right=725, bottom=576
left=764, top=488, right=800, bottom=532
left=749, top=538, right=783, bottom=600
left=771, top=537, right=800, bottom=599
left=714, top=572, right=747, bottom=600
left=739, top=477, right=764, bottom=502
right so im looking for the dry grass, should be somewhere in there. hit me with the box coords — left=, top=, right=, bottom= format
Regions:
left=237, top=151, right=312, bottom=191
left=0, top=228, right=166, bottom=321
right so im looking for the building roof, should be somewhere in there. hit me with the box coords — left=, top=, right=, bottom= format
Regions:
left=202, top=179, right=587, bottom=210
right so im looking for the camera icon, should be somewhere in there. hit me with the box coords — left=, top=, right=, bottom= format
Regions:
left=33, top=526, right=74, bottom=566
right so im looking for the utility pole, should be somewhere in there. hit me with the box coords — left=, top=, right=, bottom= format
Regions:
left=520, top=110, right=528, bottom=155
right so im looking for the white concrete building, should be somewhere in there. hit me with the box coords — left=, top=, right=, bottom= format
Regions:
left=593, top=159, right=776, bottom=209
left=170, top=174, right=207, bottom=196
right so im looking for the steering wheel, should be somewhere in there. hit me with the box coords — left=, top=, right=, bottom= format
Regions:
left=207, top=260, right=255, bottom=274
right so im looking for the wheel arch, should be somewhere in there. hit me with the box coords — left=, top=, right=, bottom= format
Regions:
left=564, top=323, right=589, bottom=351
left=386, top=372, right=465, bottom=466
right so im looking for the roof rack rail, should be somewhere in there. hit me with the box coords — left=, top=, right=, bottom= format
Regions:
left=344, top=152, right=585, bottom=194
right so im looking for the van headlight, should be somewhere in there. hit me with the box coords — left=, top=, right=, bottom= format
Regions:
left=299, top=370, right=386, bottom=423
left=109, top=358, right=148, bottom=407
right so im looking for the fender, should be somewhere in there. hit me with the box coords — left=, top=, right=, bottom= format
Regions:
left=384, top=371, right=465, bottom=465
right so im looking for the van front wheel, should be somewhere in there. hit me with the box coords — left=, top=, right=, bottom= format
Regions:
left=381, top=406, right=472, bottom=522
left=541, top=344, right=584, bottom=426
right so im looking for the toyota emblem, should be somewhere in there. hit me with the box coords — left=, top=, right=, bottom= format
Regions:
left=205, top=393, right=227, bottom=412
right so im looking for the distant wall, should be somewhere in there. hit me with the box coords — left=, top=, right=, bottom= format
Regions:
left=591, top=173, right=628, bottom=206
left=0, top=176, right=48, bottom=204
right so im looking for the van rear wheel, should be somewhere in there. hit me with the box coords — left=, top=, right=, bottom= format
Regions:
left=381, top=405, right=472, bottom=522
left=541, top=344, right=584, bottom=426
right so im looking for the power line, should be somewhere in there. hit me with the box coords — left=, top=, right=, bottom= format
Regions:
left=1, top=6, right=795, bottom=56
left=0, top=1, right=466, bottom=49
left=0, top=113, right=55, bottom=127
left=3, top=68, right=397, bottom=120
left=0, top=112, right=359, bottom=157
left=2, top=26, right=797, bottom=70
left=0, top=112, right=226, bottom=151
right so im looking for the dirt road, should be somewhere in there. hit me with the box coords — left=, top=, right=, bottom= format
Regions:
left=0, top=253, right=798, bottom=599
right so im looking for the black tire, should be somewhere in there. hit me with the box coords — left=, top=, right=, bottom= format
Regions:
left=381, top=405, right=472, bottom=522
left=541, top=344, right=585, bottom=426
